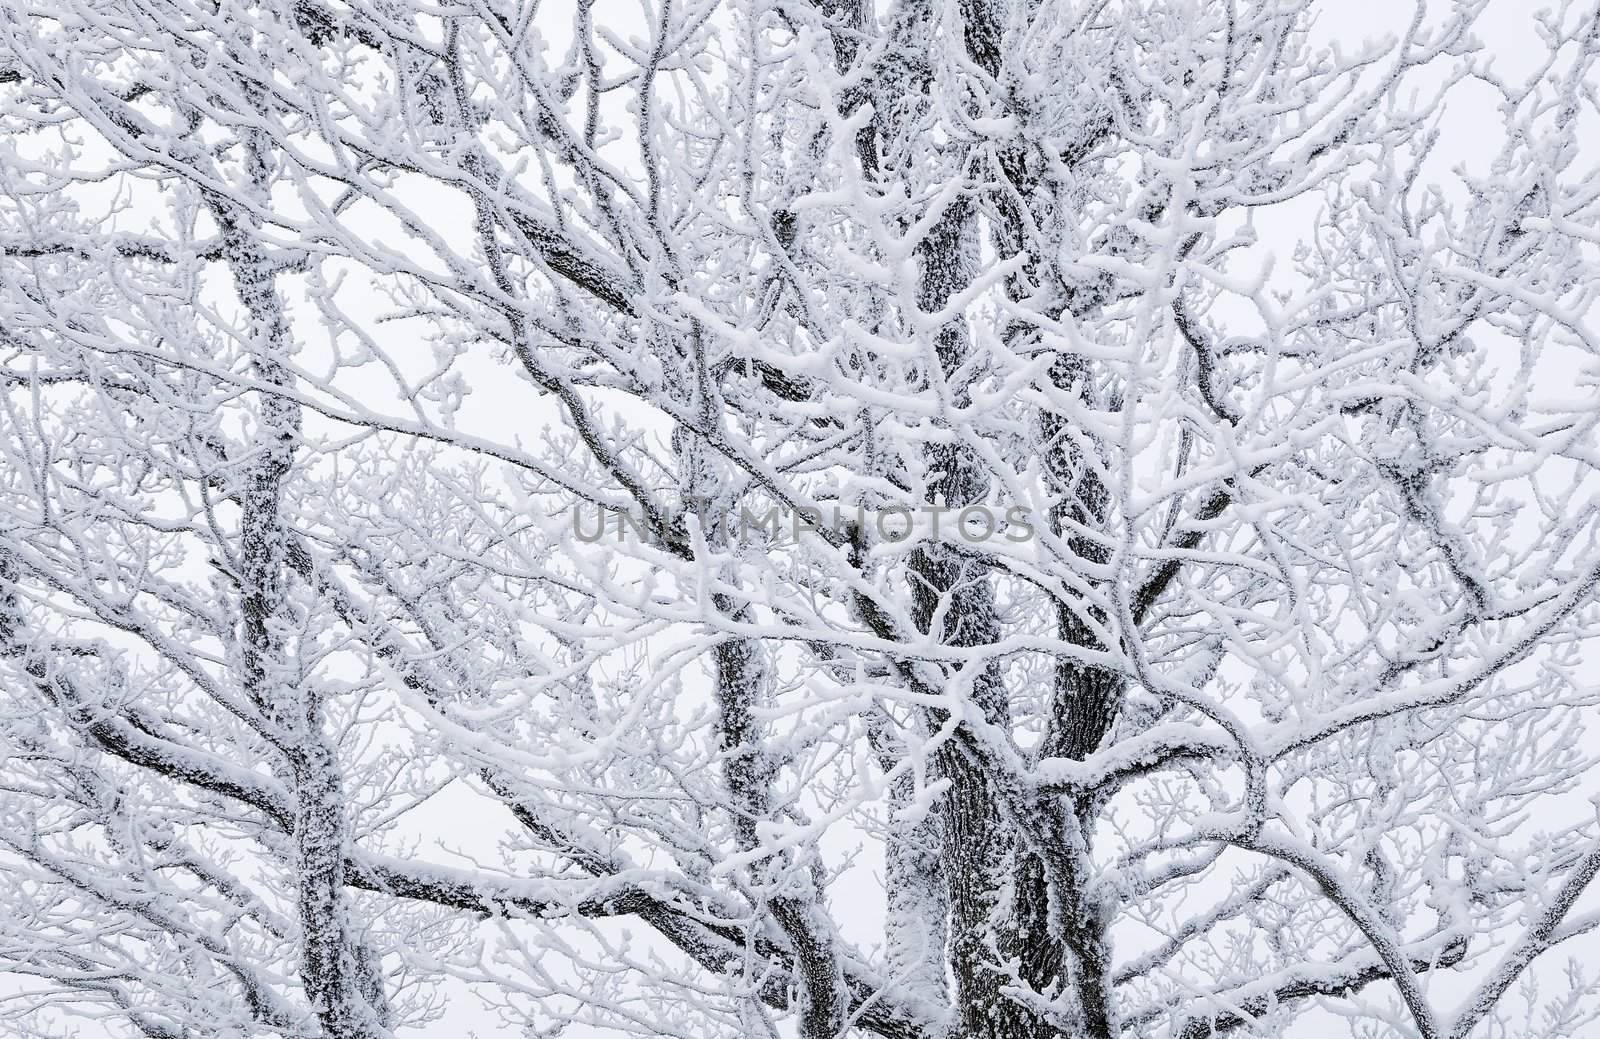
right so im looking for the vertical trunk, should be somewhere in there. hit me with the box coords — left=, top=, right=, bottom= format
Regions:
left=686, top=377, right=845, bottom=1036
left=711, top=603, right=848, bottom=1039
left=955, top=0, right=1125, bottom=1020
left=866, top=708, right=950, bottom=1014
left=215, top=121, right=390, bottom=1038
left=884, top=777, right=949, bottom=1011
left=1022, top=364, right=1124, bottom=1039
left=0, top=549, right=18, bottom=658
left=909, top=198, right=1060, bottom=1039
left=1040, top=370, right=1124, bottom=764
left=896, top=5, right=1043, bottom=1030
left=993, top=372, right=1122, bottom=1032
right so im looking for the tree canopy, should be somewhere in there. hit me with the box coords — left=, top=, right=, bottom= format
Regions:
left=2, top=0, right=1600, bottom=1036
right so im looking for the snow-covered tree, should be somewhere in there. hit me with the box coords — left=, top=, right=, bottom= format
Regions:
left=3, top=0, right=1600, bottom=1036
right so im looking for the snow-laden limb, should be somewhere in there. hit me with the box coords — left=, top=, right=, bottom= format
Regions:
left=1446, top=833, right=1600, bottom=1039
left=3, top=0, right=1600, bottom=1036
